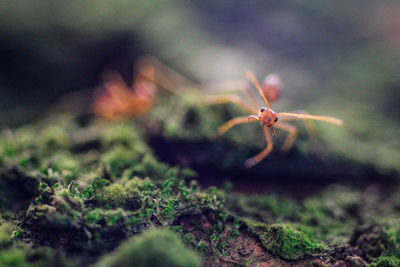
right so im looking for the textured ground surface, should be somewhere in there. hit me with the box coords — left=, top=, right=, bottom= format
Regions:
left=0, top=102, right=399, bottom=267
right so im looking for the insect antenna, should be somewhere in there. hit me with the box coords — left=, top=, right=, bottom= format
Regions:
left=277, top=112, right=343, bottom=126
left=245, top=71, right=270, bottom=109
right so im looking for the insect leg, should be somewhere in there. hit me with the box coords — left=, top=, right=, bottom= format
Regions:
left=217, top=116, right=256, bottom=136
left=244, top=125, right=273, bottom=168
left=205, top=80, right=259, bottom=107
left=275, top=122, right=298, bottom=151
left=205, top=94, right=257, bottom=114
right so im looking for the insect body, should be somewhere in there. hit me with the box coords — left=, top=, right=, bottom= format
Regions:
left=93, top=65, right=157, bottom=120
left=248, top=107, right=278, bottom=134
left=216, top=71, right=342, bottom=168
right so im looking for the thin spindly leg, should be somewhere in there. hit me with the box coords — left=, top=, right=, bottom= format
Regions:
left=141, top=66, right=259, bottom=114
left=278, top=112, right=320, bottom=151
left=137, top=64, right=191, bottom=97
left=205, top=94, right=257, bottom=114
left=244, top=125, right=273, bottom=168
left=275, top=122, right=298, bottom=151
left=205, top=80, right=259, bottom=107
left=217, top=116, right=256, bottom=136
left=136, top=55, right=199, bottom=88
left=136, top=58, right=260, bottom=114
left=285, top=110, right=319, bottom=149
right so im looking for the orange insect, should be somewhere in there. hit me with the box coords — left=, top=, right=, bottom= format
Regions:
left=215, top=71, right=342, bottom=168
left=94, top=56, right=198, bottom=120
left=133, top=57, right=341, bottom=168
left=260, top=73, right=319, bottom=152
left=93, top=65, right=157, bottom=120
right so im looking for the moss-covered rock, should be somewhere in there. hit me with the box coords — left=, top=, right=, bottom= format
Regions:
left=370, top=255, right=400, bottom=267
left=96, top=228, right=202, bottom=267
left=0, top=115, right=399, bottom=266
left=0, top=222, right=13, bottom=247
left=351, top=220, right=400, bottom=261
left=260, top=224, right=325, bottom=260
left=0, top=247, right=29, bottom=267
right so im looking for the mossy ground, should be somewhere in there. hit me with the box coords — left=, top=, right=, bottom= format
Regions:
left=0, top=109, right=399, bottom=266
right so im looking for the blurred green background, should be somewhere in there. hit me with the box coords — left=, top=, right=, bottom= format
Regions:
left=0, top=0, right=399, bottom=173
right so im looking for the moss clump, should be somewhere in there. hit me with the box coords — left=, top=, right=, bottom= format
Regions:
left=351, top=220, right=400, bottom=261
left=298, top=185, right=361, bottom=244
left=0, top=245, right=70, bottom=267
left=100, top=123, right=145, bottom=150
left=0, top=127, right=37, bottom=159
left=47, top=153, right=79, bottom=174
left=38, top=125, right=69, bottom=151
left=370, top=256, right=400, bottom=267
left=94, top=182, right=142, bottom=210
left=96, top=228, right=201, bottom=267
left=85, top=210, right=102, bottom=224
left=0, top=223, right=13, bottom=247
left=228, top=193, right=297, bottom=223
left=371, top=256, right=400, bottom=267
left=101, top=146, right=140, bottom=177
left=129, top=154, right=171, bottom=181
left=102, top=184, right=126, bottom=208
left=260, top=224, right=325, bottom=260
left=84, top=208, right=126, bottom=226
left=0, top=247, right=29, bottom=267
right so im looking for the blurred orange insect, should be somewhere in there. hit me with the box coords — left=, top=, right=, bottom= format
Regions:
left=93, top=64, right=157, bottom=120
left=94, top=56, right=195, bottom=120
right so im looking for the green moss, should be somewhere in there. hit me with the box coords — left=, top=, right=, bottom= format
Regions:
left=0, top=127, right=36, bottom=158
left=25, top=204, right=80, bottom=231
left=50, top=153, right=79, bottom=173
left=381, top=220, right=400, bottom=257
left=83, top=208, right=127, bottom=226
left=355, top=220, right=400, bottom=260
left=39, top=153, right=80, bottom=183
left=96, top=228, right=201, bottom=267
left=2, top=115, right=400, bottom=265
left=39, top=125, right=69, bottom=151
left=100, top=123, right=145, bottom=149
left=229, top=193, right=297, bottom=223
left=260, top=224, right=325, bottom=260
left=242, top=218, right=269, bottom=232
left=298, top=185, right=361, bottom=244
left=370, top=256, right=400, bottom=267
left=94, top=182, right=141, bottom=211
left=183, top=233, right=196, bottom=246
left=101, top=146, right=140, bottom=177
left=85, top=210, right=101, bottom=224
left=52, top=188, right=83, bottom=214
left=102, top=184, right=126, bottom=207
left=0, top=247, right=30, bottom=267
left=129, top=154, right=171, bottom=181
left=0, top=245, right=70, bottom=267
left=103, top=209, right=125, bottom=226
left=0, top=223, right=13, bottom=247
